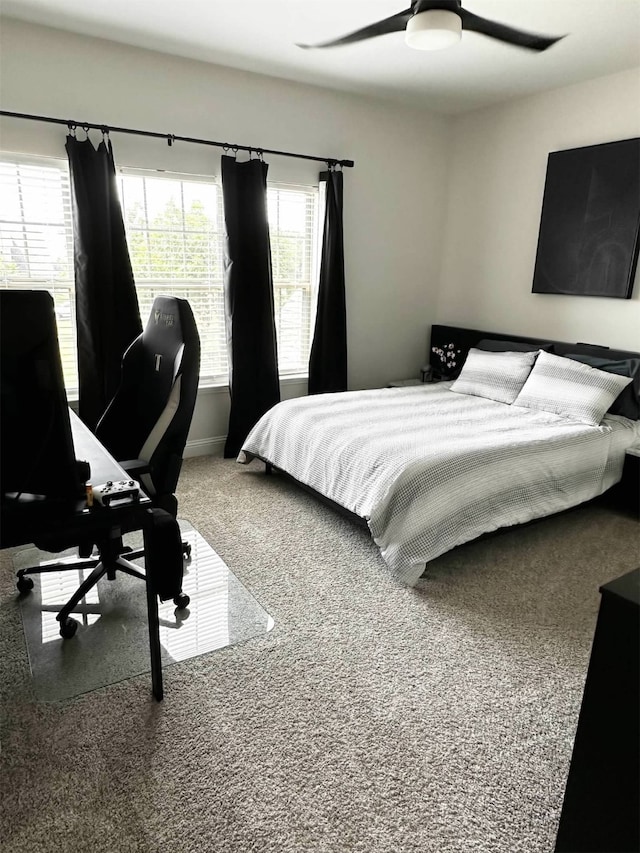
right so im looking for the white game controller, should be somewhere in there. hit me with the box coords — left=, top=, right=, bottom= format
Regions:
left=93, top=479, right=140, bottom=507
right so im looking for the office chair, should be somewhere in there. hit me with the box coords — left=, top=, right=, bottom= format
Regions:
left=96, top=294, right=200, bottom=541
left=16, top=295, right=201, bottom=639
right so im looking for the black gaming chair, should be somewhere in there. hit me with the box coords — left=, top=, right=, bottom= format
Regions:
left=96, top=294, right=200, bottom=522
left=15, top=295, right=201, bottom=638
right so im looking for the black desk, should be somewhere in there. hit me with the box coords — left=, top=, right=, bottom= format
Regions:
left=2, top=411, right=167, bottom=700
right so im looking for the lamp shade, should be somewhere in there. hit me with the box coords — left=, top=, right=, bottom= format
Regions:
left=405, top=9, right=462, bottom=50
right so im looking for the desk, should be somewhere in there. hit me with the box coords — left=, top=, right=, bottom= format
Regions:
left=2, top=411, right=146, bottom=544
left=2, top=411, right=168, bottom=700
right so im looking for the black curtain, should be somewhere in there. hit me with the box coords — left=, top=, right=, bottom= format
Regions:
left=308, top=169, right=347, bottom=394
left=221, top=155, right=280, bottom=458
left=66, top=133, right=141, bottom=430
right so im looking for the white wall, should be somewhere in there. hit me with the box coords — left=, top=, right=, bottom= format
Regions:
left=3, top=19, right=640, bottom=457
left=437, top=68, right=640, bottom=351
left=0, top=18, right=451, bottom=453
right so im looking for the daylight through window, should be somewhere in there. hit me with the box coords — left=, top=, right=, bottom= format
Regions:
left=0, top=155, right=321, bottom=395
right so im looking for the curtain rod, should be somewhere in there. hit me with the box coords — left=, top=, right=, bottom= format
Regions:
left=0, top=110, right=355, bottom=169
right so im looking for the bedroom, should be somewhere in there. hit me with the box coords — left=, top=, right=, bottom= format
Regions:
left=0, top=2, right=639, bottom=852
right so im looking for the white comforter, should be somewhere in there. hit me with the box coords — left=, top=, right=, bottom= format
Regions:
left=238, top=383, right=639, bottom=585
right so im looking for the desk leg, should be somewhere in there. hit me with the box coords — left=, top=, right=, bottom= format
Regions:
left=145, top=571, right=163, bottom=701
left=142, top=516, right=164, bottom=701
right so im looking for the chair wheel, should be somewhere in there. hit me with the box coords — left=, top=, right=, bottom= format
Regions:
left=17, top=575, right=34, bottom=594
left=173, top=592, right=190, bottom=609
left=59, top=617, right=79, bottom=639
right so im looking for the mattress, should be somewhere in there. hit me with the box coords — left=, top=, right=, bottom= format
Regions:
left=238, top=383, right=639, bottom=585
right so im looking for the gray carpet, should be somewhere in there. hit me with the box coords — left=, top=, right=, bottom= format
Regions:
left=1, top=455, right=638, bottom=853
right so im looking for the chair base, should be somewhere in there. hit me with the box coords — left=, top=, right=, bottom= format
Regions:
left=16, top=533, right=190, bottom=640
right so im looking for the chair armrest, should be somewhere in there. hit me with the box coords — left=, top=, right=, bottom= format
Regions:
left=119, top=459, right=151, bottom=478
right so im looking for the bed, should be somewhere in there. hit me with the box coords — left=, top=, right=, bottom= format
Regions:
left=238, top=325, right=640, bottom=586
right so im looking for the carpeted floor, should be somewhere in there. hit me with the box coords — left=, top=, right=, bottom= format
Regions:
left=1, top=455, right=638, bottom=853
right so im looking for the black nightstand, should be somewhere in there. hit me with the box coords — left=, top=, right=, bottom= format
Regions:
left=622, top=448, right=640, bottom=516
left=602, top=449, right=640, bottom=517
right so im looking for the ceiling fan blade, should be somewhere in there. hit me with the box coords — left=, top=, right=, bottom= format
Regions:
left=460, top=9, right=565, bottom=52
left=297, top=8, right=413, bottom=49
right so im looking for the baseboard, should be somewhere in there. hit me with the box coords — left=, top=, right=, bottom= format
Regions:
left=184, top=436, right=226, bottom=458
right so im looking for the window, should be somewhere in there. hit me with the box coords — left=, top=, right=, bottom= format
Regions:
left=0, top=156, right=77, bottom=387
left=117, top=171, right=228, bottom=384
left=0, top=154, right=320, bottom=395
left=268, top=185, right=320, bottom=375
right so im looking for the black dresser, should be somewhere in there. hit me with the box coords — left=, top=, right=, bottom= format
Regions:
left=555, top=567, right=640, bottom=852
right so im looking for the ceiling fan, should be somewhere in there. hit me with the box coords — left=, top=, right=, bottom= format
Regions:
left=297, top=0, right=565, bottom=52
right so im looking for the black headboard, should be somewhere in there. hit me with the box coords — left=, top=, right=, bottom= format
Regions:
left=429, top=324, right=640, bottom=419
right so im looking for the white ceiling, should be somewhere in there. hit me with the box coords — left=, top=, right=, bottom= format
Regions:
left=3, top=0, right=640, bottom=114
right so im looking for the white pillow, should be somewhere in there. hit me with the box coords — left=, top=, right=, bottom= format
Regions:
left=450, top=348, right=538, bottom=404
left=512, top=350, right=633, bottom=425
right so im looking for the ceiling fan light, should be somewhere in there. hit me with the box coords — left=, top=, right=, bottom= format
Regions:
left=405, top=10, right=462, bottom=51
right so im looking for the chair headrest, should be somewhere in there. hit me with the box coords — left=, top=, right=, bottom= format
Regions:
left=143, top=296, right=186, bottom=364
